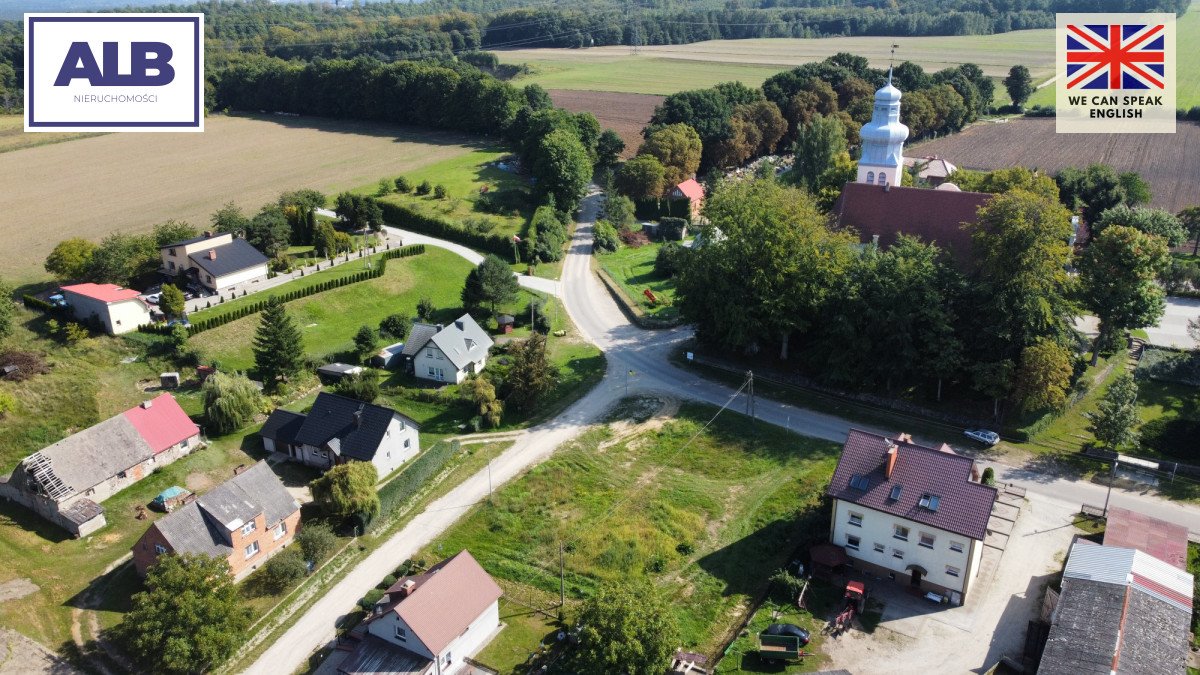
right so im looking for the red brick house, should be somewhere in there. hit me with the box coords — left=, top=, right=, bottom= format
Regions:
left=132, top=461, right=300, bottom=580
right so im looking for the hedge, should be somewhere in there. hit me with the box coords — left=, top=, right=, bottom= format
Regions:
left=633, top=198, right=691, bottom=222
left=22, top=294, right=59, bottom=312
left=367, top=439, right=462, bottom=534
left=378, top=200, right=514, bottom=257
left=136, top=244, right=425, bottom=337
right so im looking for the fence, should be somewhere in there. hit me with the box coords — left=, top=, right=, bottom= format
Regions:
left=135, top=244, right=425, bottom=337
left=378, top=200, right=515, bottom=257
left=367, top=439, right=462, bottom=534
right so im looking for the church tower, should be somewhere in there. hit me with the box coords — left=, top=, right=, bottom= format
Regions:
left=856, top=68, right=909, bottom=187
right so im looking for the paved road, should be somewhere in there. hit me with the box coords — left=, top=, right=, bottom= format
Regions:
left=1145, top=295, right=1200, bottom=349
left=251, top=191, right=1200, bottom=673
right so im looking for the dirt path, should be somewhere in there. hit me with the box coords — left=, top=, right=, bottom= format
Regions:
left=69, top=554, right=133, bottom=675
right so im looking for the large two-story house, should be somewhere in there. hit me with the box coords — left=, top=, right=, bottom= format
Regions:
left=260, top=392, right=420, bottom=478
left=402, top=314, right=493, bottom=384
left=160, top=231, right=269, bottom=293
left=131, top=461, right=301, bottom=580
left=827, top=429, right=997, bottom=604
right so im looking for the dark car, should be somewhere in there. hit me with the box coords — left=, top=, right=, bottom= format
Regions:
left=761, top=623, right=810, bottom=646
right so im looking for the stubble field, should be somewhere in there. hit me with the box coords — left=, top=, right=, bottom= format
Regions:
left=911, top=117, right=1200, bottom=213
left=0, top=114, right=485, bottom=284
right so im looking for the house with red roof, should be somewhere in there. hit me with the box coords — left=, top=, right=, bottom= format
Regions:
left=340, top=550, right=503, bottom=675
left=670, top=178, right=706, bottom=220
left=60, top=282, right=153, bottom=335
left=826, top=430, right=997, bottom=604
left=0, top=393, right=201, bottom=536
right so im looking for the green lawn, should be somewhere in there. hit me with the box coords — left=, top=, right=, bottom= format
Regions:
left=596, top=242, right=680, bottom=322
left=419, top=399, right=840, bottom=655
left=474, top=597, right=563, bottom=674
left=361, top=149, right=531, bottom=240
left=716, top=582, right=853, bottom=674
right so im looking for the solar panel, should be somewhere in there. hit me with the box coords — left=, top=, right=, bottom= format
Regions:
left=888, top=485, right=903, bottom=501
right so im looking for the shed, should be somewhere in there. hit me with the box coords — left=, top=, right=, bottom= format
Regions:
left=317, top=363, right=363, bottom=381
left=810, top=542, right=851, bottom=578
left=160, top=372, right=181, bottom=389
left=496, top=314, right=515, bottom=334
left=151, top=485, right=192, bottom=512
left=372, top=342, right=406, bottom=370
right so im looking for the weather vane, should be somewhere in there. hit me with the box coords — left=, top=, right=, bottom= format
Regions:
left=890, top=44, right=899, bottom=69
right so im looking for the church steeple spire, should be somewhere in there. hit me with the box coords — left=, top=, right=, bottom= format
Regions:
left=856, top=46, right=909, bottom=188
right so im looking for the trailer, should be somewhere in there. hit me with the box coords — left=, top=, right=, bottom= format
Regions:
left=757, top=624, right=811, bottom=664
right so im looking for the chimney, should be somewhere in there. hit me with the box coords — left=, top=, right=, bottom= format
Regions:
left=896, top=432, right=912, bottom=443
left=398, top=579, right=416, bottom=598
left=884, top=183, right=891, bottom=193
left=140, top=399, right=153, bottom=410
left=885, top=443, right=899, bottom=479
left=207, top=249, right=216, bottom=260
left=435, top=324, right=443, bottom=332
left=353, top=404, right=364, bottom=427
left=233, top=463, right=247, bottom=476
left=871, top=234, right=880, bottom=246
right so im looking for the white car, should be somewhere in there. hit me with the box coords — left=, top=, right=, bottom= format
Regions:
left=964, top=429, right=1000, bottom=446
left=142, top=292, right=161, bottom=305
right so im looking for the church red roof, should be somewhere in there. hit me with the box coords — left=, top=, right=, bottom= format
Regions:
left=831, top=182, right=993, bottom=264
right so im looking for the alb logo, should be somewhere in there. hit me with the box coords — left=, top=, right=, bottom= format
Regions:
left=55, top=42, right=175, bottom=87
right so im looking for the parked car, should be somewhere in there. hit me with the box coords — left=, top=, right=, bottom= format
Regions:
left=964, top=429, right=1000, bottom=446
left=142, top=292, right=161, bottom=305
left=167, top=319, right=191, bottom=328
left=47, top=293, right=67, bottom=308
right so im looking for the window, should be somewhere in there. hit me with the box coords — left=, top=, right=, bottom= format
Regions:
left=945, top=565, right=961, bottom=578
left=443, top=652, right=452, bottom=666
left=394, top=626, right=407, bottom=642
left=205, top=275, right=212, bottom=283
left=950, top=541, right=965, bottom=554
left=893, top=525, right=909, bottom=541
left=242, top=521, right=256, bottom=536
left=919, top=532, right=935, bottom=549
left=168, top=248, right=176, bottom=256
left=919, top=494, right=941, bottom=511
left=849, top=474, right=870, bottom=491
left=274, top=522, right=287, bottom=540
left=404, top=438, right=411, bottom=448
left=888, top=485, right=903, bottom=501
left=244, top=541, right=260, bottom=559
left=845, top=534, right=861, bottom=551
left=892, top=548, right=904, bottom=560
left=879, top=173, right=888, bottom=186
left=866, top=171, right=875, bottom=184
left=154, top=544, right=167, bottom=555
left=873, top=543, right=885, bottom=553
left=168, top=261, right=176, bottom=270
left=427, top=366, right=436, bottom=377
left=848, top=512, right=863, bottom=527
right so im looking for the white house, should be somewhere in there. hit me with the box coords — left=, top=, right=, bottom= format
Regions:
left=404, top=314, right=493, bottom=384
left=826, top=430, right=997, bottom=604
left=159, top=232, right=269, bottom=293
left=340, top=550, right=503, bottom=675
left=259, top=392, right=419, bottom=478
left=59, top=283, right=152, bottom=335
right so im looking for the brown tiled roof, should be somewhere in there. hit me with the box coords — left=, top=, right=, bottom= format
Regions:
left=387, top=550, right=502, bottom=655
left=1103, top=506, right=1189, bottom=571
left=827, top=429, right=997, bottom=541
left=831, top=182, right=993, bottom=264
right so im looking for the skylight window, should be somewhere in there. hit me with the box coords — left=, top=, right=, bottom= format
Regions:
left=888, top=485, right=903, bottom=501
left=849, top=474, right=870, bottom=491
left=919, top=494, right=941, bottom=511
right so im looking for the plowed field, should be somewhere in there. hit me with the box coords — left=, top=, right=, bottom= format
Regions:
left=911, top=118, right=1200, bottom=213
left=548, top=89, right=663, bottom=159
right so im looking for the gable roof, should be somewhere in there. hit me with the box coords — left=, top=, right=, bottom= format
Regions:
left=1102, top=506, right=1190, bottom=571
left=187, top=238, right=269, bottom=279
left=153, top=461, right=298, bottom=557
left=260, top=409, right=306, bottom=446
left=163, top=232, right=230, bottom=248
left=428, top=314, right=493, bottom=371
left=903, top=155, right=957, bottom=180
left=292, top=392, right=418, bottom=463
left=1040, top=540, right=1194, bottom=675
left=831, top=182, right=992, bottom=264
left=827, top=429, right=997, bottom=541
left=674, top=178, right=705, bottom=202
left=386, top=550, right=503, bottom=655
left=23, top=395, right=197, bottom=500
left=401, top=324, right=439, bottom=357
left=122, top=393, right=199, bottom=454
left=60, top=283, right=141, bottom=304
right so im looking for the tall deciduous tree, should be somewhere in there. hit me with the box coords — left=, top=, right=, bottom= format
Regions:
left=246, top=205, right=293, bottom=258
left=1013, top=339, right=1074, bottom=412
left=638, top=123, right=702, bottom=187
left=211, top=201, right=249, bottom=236
left=573, top=581, right=679, bottom=675
left=1093, top=204, right=1186, bottom=248
left=379, top=313, right=411, bottom=340
left=1090, top=370, right=1140, bottom=449
left=789, top=113, right=847, bottom=192
left=88, top=232, right=159, bottom=286
left=532, top=128, right=592, bottom=214
left=117, top=553, right=250, bottom=674
left=160, top=284, right=186, bottom=319
left=461, top=376, right=503, bottom=427
left=615, top=155, right=667, bottom=201
left=1056, top=164, right=1140, bottom=226
left=1178, top=205, right=1200, bottom=256
left=252, top=296, right=304, bottom=391
left=44, top=238, right=96, bottom=281
left=152, top=220, right=199, bottom=248
left=1078, top=225, right=1169, bottom=364
left=595, top=129, right=625, bottom=169
left=1003, top=65, right=1034, bottom=106
left=463, top=255, right=519, bottom=315
left=505, top=333, right=556, bottom=411
left=202, top=371, right=264, bottom=435
left=309, top=461, right=380, bottom=521
left=944, top=166, right=1060, bottom=202
left=278, top=189, right=326, bottom=245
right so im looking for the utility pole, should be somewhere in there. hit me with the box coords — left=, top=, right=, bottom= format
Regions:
left=1103, top=459, right=1118, bottom=517
left=746, top=371, right=756, bottom=424
left=559, top=542, right=566, bottom=607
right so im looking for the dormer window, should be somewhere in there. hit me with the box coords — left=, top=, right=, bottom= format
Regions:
left=465, top=339, right=475, bottom=350
left=849, top=474, right=870, bottom=491
left=919, top=494, right=940, bottom=511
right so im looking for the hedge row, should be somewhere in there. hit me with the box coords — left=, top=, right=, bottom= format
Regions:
left=22, top=295, right=60, bottom=312
left=378, top=200, right=513, bottom=258
left=367, top=439, right=462, bottom=534
left=137, top=244, right=425, bottom=337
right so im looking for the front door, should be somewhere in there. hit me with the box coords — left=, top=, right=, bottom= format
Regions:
left=910, top=569, right=923, bottom=588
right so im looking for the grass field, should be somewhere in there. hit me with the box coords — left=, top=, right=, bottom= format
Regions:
left=596, top=241, right=680, bottom=322
left=0, top=114, right=488, bottom=285
left=421, top=399, right=839, bottom=656
left=0, top=115, right=102, bottom=154
left=497, top=30, right=1056, bottom=96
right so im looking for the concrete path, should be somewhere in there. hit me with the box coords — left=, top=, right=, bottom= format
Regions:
left=1145, top=295, right=1200, bottom=349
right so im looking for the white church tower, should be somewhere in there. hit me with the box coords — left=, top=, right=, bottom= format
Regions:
left=856, top=68, right=909, bottom=187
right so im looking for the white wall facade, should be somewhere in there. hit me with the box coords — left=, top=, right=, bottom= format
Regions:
left=207, top=263, right=269, bottom=292
left=367, top=611, right=435, bottom=659
left=366, top=599, right=500, bottom=674
left=413, top=345, right=463, bottom=384
left=63, top=292, right=151, bottom=335
left=831, top=498, right=981, bottom=600
left=372, top=415, right=419, bottom=477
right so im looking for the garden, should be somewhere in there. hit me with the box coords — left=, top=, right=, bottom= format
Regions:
left=596, top=238, right=683, bottom=325
left=416, top=397, right=841, bottom=669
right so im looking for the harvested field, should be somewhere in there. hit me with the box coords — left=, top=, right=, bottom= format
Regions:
left=0, top=115, right=100, bottom=154
left=910, top=118, right=1200, bottom=214
left=548, top=89, right=663, bottom=158
left=0, top=114, right=486, bottom=284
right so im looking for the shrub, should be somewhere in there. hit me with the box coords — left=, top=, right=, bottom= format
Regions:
left=593, top=220, right=619, bottom=253
left=416, top=297, right=435, bottom=321
left=675, top=541, right=694, bottom=556
left=415, top=180, right=432, bottom=196
left=0, top=389, right=15, bottom=417
left=654, top=242, right=687, bottom=278
left=464, top=217, right=496, bottom=234
left=394, top=176, right=412, bottom=193
left=379, top=313, right=411, bottom=340
left=476, top=189, right=528, bottom=215
left=296, top=522, right=337, bottom=564
left=433, top=184, right=447, bottom=199
left=981, top=467, right=996, bottom=486
left=619, top=227, right=649, bottom=248
left=657, top=217, right=688, bottom=241
left=359, top=588, right=385, bottom=610
left=333, top=370, right=381, bottom=403
left=257, top=548, right=308, bottom=595
left=376, top=178, right=392, bottom=197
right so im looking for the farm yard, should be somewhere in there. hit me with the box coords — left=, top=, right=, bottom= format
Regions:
left=498, top=29, right=1056, bottom=97
left=0, top=114, right=489, bottom=284
left=911, top=117, right=1200, bottom=213
left=548, top=90, right=664, bottom=159
left=419, top=398, right=840, bottom=669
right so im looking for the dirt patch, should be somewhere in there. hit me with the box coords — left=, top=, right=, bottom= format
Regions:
left=910, top=117, right=1200, bottom=213
left=185, top=471, right=214, bottom=492
left=0, top=578, right=38, bottom=603
left=548, top=90, right=663, bottom=159
left=0, top=628, right=79, bottom=674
